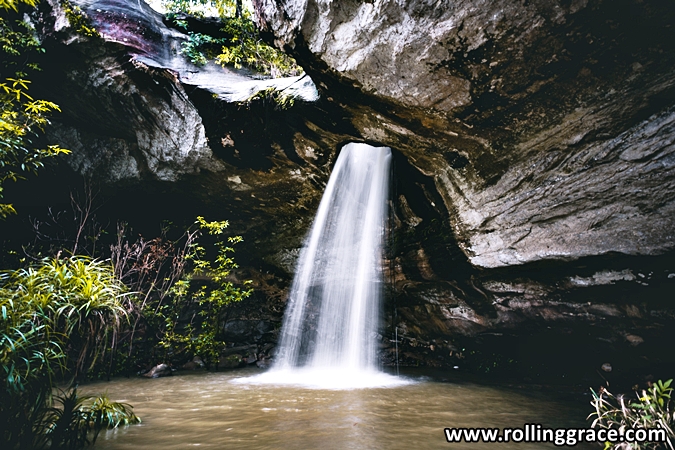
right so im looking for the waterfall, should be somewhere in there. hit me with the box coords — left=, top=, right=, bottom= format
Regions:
left=276, top=142, right=391, bottom=371
left=235, top=143, right=407, bottom=389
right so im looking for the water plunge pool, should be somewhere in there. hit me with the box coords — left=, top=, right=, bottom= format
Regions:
left=83, top=367, right=593, bottom=449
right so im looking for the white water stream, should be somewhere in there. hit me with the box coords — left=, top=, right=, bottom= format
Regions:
left=236, top=143, right=406, bottom=389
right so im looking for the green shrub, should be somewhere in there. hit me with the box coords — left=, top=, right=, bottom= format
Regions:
left=109, top=217, right=252, bottom=370
left=589, top=380, right=675, bottom=449
left=167, top=0, right=301, bottom=76
left=155, top=216, right=252, bottom=368
left=180, top=31, right=227, bottom=66
left=214, top=16, right=300, bottom=76
left=36, top=388, right=139, bottom=450
left=0, top=256, right=134, bottom=449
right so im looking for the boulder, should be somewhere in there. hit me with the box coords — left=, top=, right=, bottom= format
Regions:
left=181, top=356, right=205, bottom=370
left=143, top=363, right=172, bottom=378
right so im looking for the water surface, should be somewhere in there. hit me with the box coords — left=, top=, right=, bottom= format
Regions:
left=83, top=368, right=594, bottom=450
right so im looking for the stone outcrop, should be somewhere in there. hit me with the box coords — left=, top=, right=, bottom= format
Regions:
left=34, top=0, right=225, bottom=183
left=253, top=0, right=675, bottom=268
left=251, top=0, right=675, bottom=381
left=143, top=363, right=172, bottom=378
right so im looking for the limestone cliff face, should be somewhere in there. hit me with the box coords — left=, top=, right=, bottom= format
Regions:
left=35, top=0, right=228, bottom=183
left=22, top=0, right=675, bottom=379
left=253, top=0, right=675, bottom=268
left=251, top=0, right=675, bottom=377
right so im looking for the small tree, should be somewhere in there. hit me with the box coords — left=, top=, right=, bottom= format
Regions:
left=156, top=216, right=252, bottom=368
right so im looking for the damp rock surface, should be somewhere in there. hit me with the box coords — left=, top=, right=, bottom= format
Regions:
left=254, top=0, right=675, bottom=268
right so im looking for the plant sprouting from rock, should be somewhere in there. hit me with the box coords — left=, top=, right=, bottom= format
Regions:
left=241, top=85, right=296, bottom=110
left=215, top=16, right=300, bottom=76
left=61, top=0, right=100, bottom=38
left=164, top=0, right=301, bottom=76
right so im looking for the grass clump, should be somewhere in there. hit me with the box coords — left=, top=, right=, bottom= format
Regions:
left=589, top=379, right=675, bottom=449
left=38, top=388, right=139, bottom=450
left=0, top=256, right=136, bottom=449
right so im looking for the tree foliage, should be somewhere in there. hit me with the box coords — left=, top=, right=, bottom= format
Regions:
left=0, top=0, right=70, bottom=218
left=0, top=0, right=37, bottom=12
left=165, top=0, right=301, bottom=76
left=164, top=0, right=239, bottom=18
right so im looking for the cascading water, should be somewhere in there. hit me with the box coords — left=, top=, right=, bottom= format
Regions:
left=276, top=142, right=390, bottom=371
left=235, top=143, right=407, bottom=389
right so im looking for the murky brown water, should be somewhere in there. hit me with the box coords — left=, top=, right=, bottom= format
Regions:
left=82, top=368, right=594, bottom=450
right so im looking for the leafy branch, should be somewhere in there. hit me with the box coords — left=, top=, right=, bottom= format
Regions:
left=156, top=216, right=252, bottom=367
left=168, top=0, right=301, bottom=76
left=0, top=4, right=70, bottom=218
